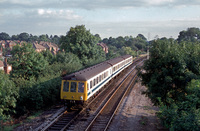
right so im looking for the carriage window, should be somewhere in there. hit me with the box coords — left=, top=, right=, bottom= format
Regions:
left=90, top=81, right=92, bottom=89
left=105, top=71, right=108, bottom=77
left=63, top=81, right=69, bottom=92
left=99, top=75, right=101, bottom=82
left=93, top=79, right=96, bottom=86
left=78, top=82, right=84, bottom=93
left=70, top=82, right=77, bottom=92
left=96, top=77, right=98, bottom=84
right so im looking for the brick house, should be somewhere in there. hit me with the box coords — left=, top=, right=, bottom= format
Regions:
left=0, top=58, right=12, bottom=74
left=5, top=40, right=17, bottom=49
left=39, top=41, right=59, bottom=54
left=97, top=43, right=109, bottom=54
left=33, top=42, right=46, bottom=52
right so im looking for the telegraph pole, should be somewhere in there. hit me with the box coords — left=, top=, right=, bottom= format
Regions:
left=147, top=33, right=150, bottom=59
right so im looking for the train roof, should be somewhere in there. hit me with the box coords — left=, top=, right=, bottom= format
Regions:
left=121, top=54, right=132, bottom=59
left=62, top=55, right=132, bottom=81
left=63, top=62, right=111, bottom=81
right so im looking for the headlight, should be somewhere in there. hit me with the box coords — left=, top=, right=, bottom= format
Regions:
left=80, top=96, right=83, bottom=100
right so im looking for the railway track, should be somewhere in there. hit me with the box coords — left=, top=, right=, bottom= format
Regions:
left=41, top=57, right=145, bottom=131
left=84, top=61, right=142, bottom=131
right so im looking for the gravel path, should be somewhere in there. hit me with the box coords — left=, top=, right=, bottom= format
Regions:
left=108, top=82, right=167, bottom=131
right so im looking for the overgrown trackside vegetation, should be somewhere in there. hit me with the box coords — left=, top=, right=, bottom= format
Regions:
left=141, top=27, right=200, bottom=130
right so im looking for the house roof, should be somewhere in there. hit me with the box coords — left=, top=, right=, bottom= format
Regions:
left=33, top=43, right=46, bottom=49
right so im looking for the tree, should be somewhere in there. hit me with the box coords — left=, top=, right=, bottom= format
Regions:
left=9, top=43, right=48, bottom=80
left=0, top=71, right=18, bottom=121
left=0, top=32, right=10, bottom=40
left=41, top=50, right=56, bottom=64
left=177, top=27, right=200, bottom=42
left=120, top=46, right=136, bottom=56
left=29, top=34, right=39, bottom=42
left=136, top=34, right=147, bottom=41
left=11, top=35, right=19, bottom=40
left=39, top=34, right=50, bottom=42
left=94, top=34, right=101, bottom=43
left=157, top=79, right=200, bottom=131
left=60, top=25, right=106, bottom=66
left=18, top=32, right=29, bottom=41
left=51, top=35, right=60, bottom=44
left=141, top=39, right=189, bottom=105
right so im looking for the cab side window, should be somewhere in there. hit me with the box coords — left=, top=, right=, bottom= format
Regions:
left=63, top=81, right=69, bottom=92
left=70, top=82, right=77, bottom=92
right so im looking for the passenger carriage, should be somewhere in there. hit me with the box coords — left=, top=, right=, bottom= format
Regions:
left=60, top=55, right=133, bottom=107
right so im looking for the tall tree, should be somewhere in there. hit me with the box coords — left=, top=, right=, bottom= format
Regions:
left=9, top=43, right=48, bottom=80
left=60, top=25, right=106, bottom=66
left=141, top=39, right=189, bottom=105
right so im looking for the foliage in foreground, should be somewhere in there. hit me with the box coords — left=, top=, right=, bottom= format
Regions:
left=141, top=32, right=200, bottom=130
left=0, top=71, right=18, bottom=121
left=157, top=80, right=200, bottom=131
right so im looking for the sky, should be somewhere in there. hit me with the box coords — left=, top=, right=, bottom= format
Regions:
left=0, top=0, right=200, bottom=39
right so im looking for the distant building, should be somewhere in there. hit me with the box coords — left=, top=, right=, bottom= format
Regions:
left=0, top=60, right=3, bottom=70
left=97, top=43, right=109, bottom=54
left=5, top=40, right=17, bottom=49
left=0, top=47, right=2, bottom=58
left=33, top=42, right=46, bottom=52
left=0, top=40, right=6, bottom=48
left=39, top=41, right=59, bottom=55
left=0, top=58, right=12, bottom=74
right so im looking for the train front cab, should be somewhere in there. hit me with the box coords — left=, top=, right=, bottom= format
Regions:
left=61, top=80, right=87, bottom=107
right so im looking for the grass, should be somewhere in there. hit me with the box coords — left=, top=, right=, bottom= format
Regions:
left=1, top=110, right=43, bottom=131
left=1, top=123, right=21, bottom=131
left=143, top=106, right=150, bottom=110
left=26, top=111, right=42, bottom=122
left=139, top=116, right=148, bottom=126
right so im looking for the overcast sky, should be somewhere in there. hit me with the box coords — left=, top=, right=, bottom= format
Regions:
left=0, top=0, right=200, bottom=39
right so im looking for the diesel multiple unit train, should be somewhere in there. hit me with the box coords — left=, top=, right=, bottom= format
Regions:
left=60, top=55, right=133, bottom=107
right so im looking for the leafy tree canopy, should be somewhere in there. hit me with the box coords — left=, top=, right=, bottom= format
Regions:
left=157, top=79, right=200, bottom=131
left=177, top=27, right=200, bottom=42
left=141, top=39, right=200, bottom=105
left=0, top=32, right=10, bottom=40
left=60, top=25, right=106, bottom=66
left=9, top=43, right=48, bottom=80
left=18, top=32, right=29, bottom=41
